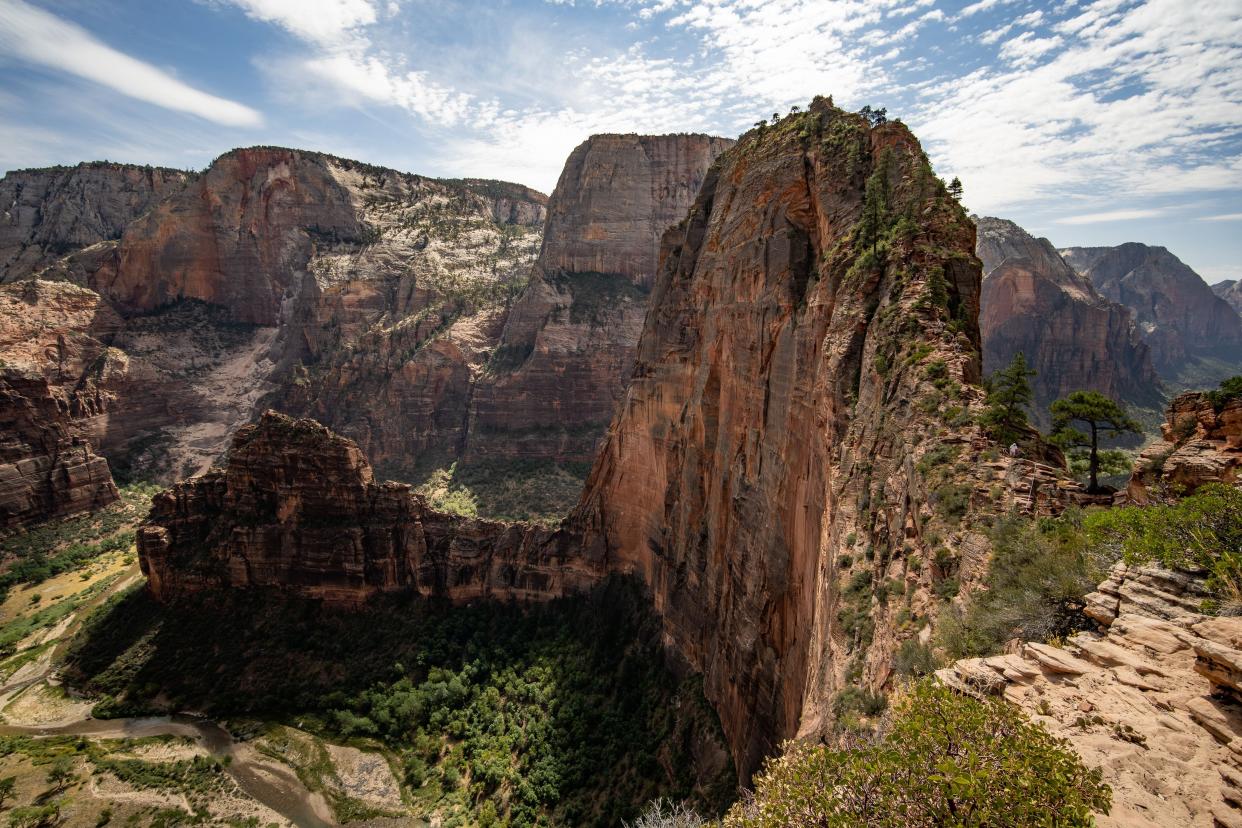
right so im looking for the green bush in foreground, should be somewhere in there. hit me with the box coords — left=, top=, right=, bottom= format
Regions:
left=723, top=680, right=1110, bottom=827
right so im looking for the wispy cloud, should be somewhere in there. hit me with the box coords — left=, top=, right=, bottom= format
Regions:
left=1054, top=208, right=1167, bottom=224
left=0, top=0, right=261, bottom=127
left=1198, top=212, right=1242, bottom=222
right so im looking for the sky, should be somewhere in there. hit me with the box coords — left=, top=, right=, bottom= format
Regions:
left=1, top=0, right=1240, bottom=283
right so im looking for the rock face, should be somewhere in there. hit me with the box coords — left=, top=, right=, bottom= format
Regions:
left=574, top=100, right=994, bottom=778
left=1215, top=279, right=1242, bottom=316
left=0, top=162, right=193, bottom=283
left=0, top=149, right=548, bottom=485
left=1061, top=244, right=1242, bottom=380
left=1127, top=390, right=1242, bottom=502
left=139, top=412, right=598, bottom=604
left=0, top=369, right=118, bottom=528
left=976, top=218, right=1159, bottom=419
left=940, top=562, right=1242, bottom=828
left=465, top=134, right=732, bottom=465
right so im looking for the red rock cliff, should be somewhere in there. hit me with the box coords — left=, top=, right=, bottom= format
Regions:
left=976, top=217, right=1159, bottom=420
left=1128, top=390, right=1241, bottom=502
left=465, top=134, right=732, bottom=465
left=574, top=100, right=990, bottom=778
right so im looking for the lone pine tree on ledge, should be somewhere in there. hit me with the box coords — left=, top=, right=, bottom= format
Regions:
left=1050, top=391, right=1142, bottom=493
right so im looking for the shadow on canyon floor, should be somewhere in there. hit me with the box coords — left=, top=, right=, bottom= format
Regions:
left=61, top=576, right=736, bottom=827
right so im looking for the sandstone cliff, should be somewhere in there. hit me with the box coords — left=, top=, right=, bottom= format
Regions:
left=1127, top=390, right=1241, bottom=503
left=976, top=218, right=1159, bottom=420
left=0, top=369, right=117, bottom=528
left=464, top=134, right=732, bottom=466
left=1215, top=279, right=1242, bottom=316
left=0, top=162, right=192, bottom=283
left=1061, top=243, right=1242, bottom=382
left=940, top=562, right=1242, bottom=828
left=139, top=411, right=598, bottom=603
left=574, top=100, right=1001, bottom=777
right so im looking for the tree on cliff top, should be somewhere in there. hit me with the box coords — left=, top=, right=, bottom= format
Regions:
left=723, top=679, right=1110, bottom=827
left=979, top=352, right=1035, bottom=446
left=1050, top=391, right=1142, bottom=493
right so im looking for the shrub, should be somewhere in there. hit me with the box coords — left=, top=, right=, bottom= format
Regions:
left=626, top=799, right=709, bottom=828
left=893, top=640, right=936, bottom=678
left=723, top=680, right=1110, bottom=827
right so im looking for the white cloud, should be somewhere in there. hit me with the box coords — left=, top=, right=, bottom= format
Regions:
left=1054, top=208, right=1166, bottom=224
left=998, top=32, right=1064, bottom=65
left=0, top=0, right=261, bottom=127
left=1199, top=213, right=1242, bottom=222
left=225, top=0, right=377, bottom=46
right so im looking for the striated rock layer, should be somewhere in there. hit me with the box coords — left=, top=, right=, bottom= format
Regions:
left=976, top=217, right=1159, bottom=419
left=574, top=100, right=998, bottom=778
left=1215, top=279, right=1242, bottom=316
left=1061, top=243, right=1242, bottom=381
left=1127, top=390, right=1242, bottom=502
left=0, top=369, right=118, bottom=528
left=140, top=411, right=598, bottom=603
left=940, top=563, right=1242, bottom=828
left=465, top=134, right=732, bottom=465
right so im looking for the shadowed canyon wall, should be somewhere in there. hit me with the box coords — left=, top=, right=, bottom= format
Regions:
left=976, top=217, right=1159, bottom=420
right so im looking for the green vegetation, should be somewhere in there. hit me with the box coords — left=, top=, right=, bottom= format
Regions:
left=1207, top=375, right=1242, bottom=411
left=1086, top=483, right=1242, bottom=608
left=0, top=482, right=154, bottom=599
left=415, top=458, right=590, bottom=525
left=1050, top=392, right=1142, bottom=492
left=979, top=352, right=1035, bottom=446
left=722, top=680, right=1110, bottom=828
left=0, top=575, right=119, bottom=658
left=64, top=579, right=735, bottom=827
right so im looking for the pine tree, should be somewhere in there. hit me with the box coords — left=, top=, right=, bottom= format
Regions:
left=948, top=176, right=964, bottom=200
left=1050, top=391, right=1142, bottom=492
left=980, top=352, right=1036, bottom=445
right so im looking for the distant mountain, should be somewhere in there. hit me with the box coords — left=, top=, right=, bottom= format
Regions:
left=1060, top=243, right=1242, bottom=389
left=1213, top=279, right=1242, bottom=315
left=976, top=217, right=1159, bottom=423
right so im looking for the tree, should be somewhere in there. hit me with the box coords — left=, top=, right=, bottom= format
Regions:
left=723, top=679, right=1110, bottom=827
left=979, top=352, right=1036, bottom=445
left=45, top=758, right=75, bottom=794
left=1050, top=391, right=1142, bottom=492
left=0, top=777, right=14, bottom=811
left=947, top=177, right=963, bottom=200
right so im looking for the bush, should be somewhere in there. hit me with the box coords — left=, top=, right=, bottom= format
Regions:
left=723, top=680, right=1110, bottom=827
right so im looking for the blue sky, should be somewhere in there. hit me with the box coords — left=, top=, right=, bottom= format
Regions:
left=1, top=0, right=1240, bottom=283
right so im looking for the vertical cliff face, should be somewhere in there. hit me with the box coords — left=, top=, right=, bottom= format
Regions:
left=0, top=369, right=118, bottom=528
left=575, top=100, right=988, bottom=777
left=0, top=163, right=193, bottom=283
left=976, top=218, right=1159, bottom=419
left=1214, top=279, right=1242, bottom=315
left=465, top=134, right=733, bottom=465
left=1061, top=243, right=1242, bottom=380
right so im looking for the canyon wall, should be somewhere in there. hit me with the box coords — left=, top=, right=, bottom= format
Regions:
left=574, top=100, right=997, bottom=778
left=1214, top=279, right=1242, bottom=315
left=0, top=162, right=193, bottom=283
left=1061, top=243, right=1242, bottom=382
left=140, top=411, right=598, bottom=603
left=464, top=134, right=733, bottom=465
left=976, top=217, right=1159, bottom=420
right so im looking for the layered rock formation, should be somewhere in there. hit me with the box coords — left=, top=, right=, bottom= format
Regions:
left=0, top=150, right=548, bottom=487
left=140, top=411, right=597, bottom=603
left=0, top=162, right=192, bottom=283
left=939, top=563, right=1242, bottom=828
left=464, top=134, right=732, bottom=465
left=1215, top=279, right=1242, bottom=316
left=1128, top=389, right=1242, bottom=502
left=0, top=369, right=117, bottom=528
left=574, top=100, right=997, bottom=777
left=976, top=218, right=1159, bottom=419
left=1061, top=244, right=1242, bottom=381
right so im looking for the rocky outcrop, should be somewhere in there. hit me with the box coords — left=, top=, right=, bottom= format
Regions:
left=0, top=163, right=192, bottom=283
left=573, top=100, right=998, bottom=778
left=939, top=563, right=1242, bottom=828
left=0, top=369, right=117, bottom=528
left=1128, top=390, right=1241, bottom=502
left=1061, top=244, right=1242, bottom=380
left=976, top=218, right=1159, bottom=419
left=1215, top=280, right=1242, bottom=316
left=465, top=134, right=732, bottom=465
left=139, top=411, right=598, bottom=604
